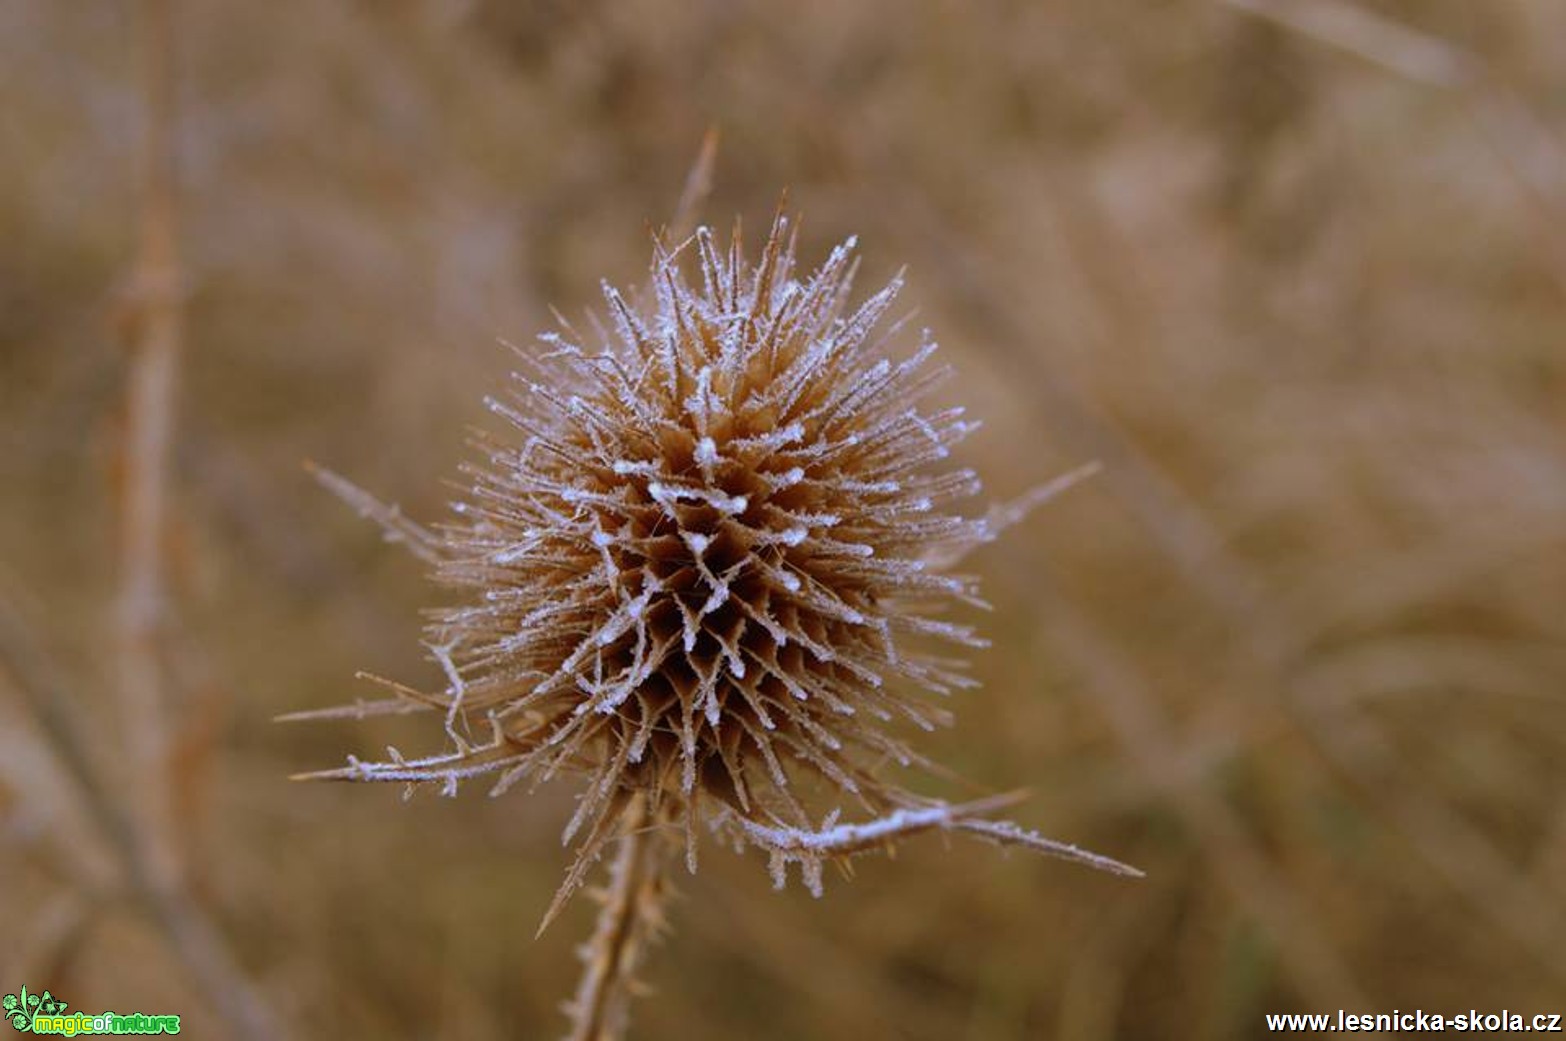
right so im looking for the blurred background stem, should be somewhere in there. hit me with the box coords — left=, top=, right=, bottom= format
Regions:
left=115, top=0, right=183, bottom=892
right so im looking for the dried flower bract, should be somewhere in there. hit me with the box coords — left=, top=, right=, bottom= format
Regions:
left=292, top=212, right=1139, bottom=937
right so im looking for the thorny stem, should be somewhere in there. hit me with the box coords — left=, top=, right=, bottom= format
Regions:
left=115, top=0, right=183, bottom=890
left=564, top=796, right=672, bottom=1041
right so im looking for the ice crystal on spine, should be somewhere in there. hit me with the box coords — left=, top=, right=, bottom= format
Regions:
left=294, top=213, right=1139, bottom=929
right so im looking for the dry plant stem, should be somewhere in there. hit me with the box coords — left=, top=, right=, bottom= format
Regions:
left=0, top=595, right=288, bottom=1041
left=565, top=796, right=671, bottom=1041
left=116, top=0, right=183, bottom=890
left=668, top=127, right=720, bottom=242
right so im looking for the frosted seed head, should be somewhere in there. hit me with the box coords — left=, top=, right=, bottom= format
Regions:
left=299, top=212, right=1132, bottom=924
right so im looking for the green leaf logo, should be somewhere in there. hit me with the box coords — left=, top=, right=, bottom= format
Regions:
left=3, top=987, right=66, bottom=1031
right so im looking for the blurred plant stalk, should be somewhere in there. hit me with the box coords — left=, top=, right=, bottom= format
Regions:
left=114, top=0, right=183, bottom=892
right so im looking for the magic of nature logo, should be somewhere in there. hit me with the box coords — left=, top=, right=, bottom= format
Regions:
left=3, top=987, right=180, bottom=1035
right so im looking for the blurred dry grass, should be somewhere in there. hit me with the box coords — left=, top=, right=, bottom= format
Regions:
left=3, top=1, right=1565, bottom=1038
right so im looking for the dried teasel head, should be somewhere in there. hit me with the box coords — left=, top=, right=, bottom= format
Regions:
left=293, top=212, right=1139, bottom=929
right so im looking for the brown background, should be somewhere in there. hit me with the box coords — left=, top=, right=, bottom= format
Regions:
left=3, top=2, right=1564, bottom=1038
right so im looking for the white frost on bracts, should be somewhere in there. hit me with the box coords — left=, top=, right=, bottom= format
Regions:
left=293, top=213, right=1136, bottom=927
left=716, top=797, right=1145, bottom=896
